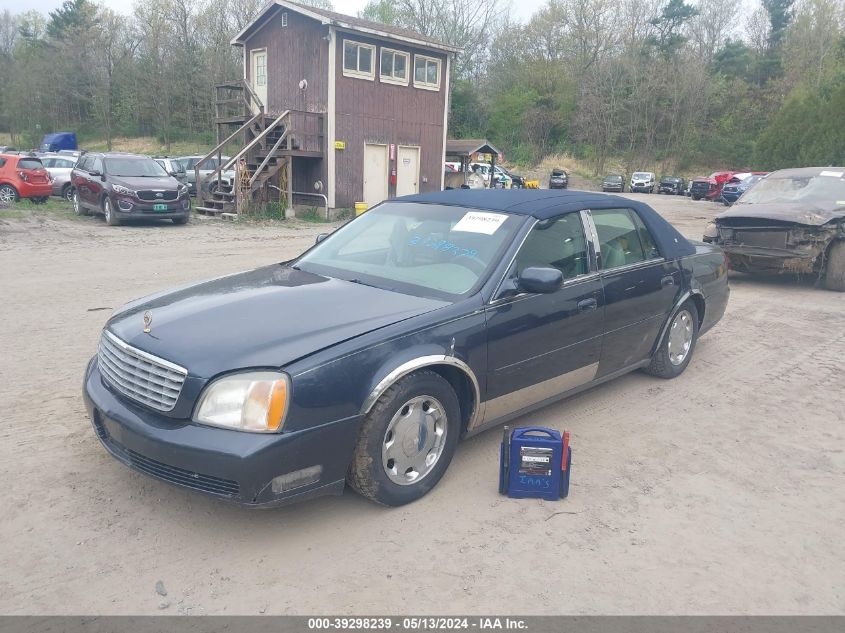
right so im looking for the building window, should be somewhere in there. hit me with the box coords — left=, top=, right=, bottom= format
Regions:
left=255, top=51, right=267, bottom=87
left=380, top=48, right=409, bottom=85
left=413, top=55, right=441, bottom=90
left=343, top=40, right=375, bottom=80
left=281, top=12, right=287, bottom=27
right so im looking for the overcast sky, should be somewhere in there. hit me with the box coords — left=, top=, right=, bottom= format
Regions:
left=4, top=0, right=546, bottom=23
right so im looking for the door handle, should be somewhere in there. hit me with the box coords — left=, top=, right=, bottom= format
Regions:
left=661, top=275, right=675, bottom=287
left=577, top=298, right=598, bottom=312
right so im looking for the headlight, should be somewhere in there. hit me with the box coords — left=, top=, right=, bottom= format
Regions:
left=703, top=222, right=718, bottom=239
left=112, top=184, right=135, bottom=196
left=194, top=371, right=290, bottom=433
left=178, top=184, right=188, bottom=195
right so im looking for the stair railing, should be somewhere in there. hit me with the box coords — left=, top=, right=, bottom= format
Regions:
left=196, top=109, right=264, bottom=202
left=250, top=128, right=290, bottom=187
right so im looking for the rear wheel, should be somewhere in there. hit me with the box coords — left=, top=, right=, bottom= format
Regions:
left=72, top=190, right=88, bottom=216
left=823, top=241, right=845, bottom=292
left=62, top=183, right=73, bottom=203
left=347, top=369, right=460, bottom=506
left=103, top=197, right=120, bottom=226
left=0, top=184, right=19, bottom=204
left=644, top=301, right=699, bottom=379
left=172, top=214, right=189, bottom=225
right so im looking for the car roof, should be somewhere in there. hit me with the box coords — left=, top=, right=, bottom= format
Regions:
left=395, top=189, right=696, bottom=259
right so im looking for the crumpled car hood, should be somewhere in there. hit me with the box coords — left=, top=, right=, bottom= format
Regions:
left=718, top=201, right=845, bottom=226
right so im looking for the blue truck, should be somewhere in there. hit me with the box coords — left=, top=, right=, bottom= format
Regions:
left=39, top=132, right=78, bottom=153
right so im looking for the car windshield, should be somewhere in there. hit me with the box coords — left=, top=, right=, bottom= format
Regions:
left=633, top=172, right=650, bottom=179
left=738, top=172, right=845, bottom=205
left=104, top=157, right=168, bottom=178
left=295, top=202, right=523, bottom=300
left=606, top=176, right=622, bottom=182
left=18, top=158, right=44, bottom=170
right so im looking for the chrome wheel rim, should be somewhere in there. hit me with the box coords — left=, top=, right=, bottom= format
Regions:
left=0, top=186, right=14, bottom=204
left=73, top=191, right=80, bottom=214
left=104, top=198, right=112, bottom=221
left=382, top=395, right=447, bottom=486
left=668, top=309, right=694, bottom=366
left=65, top=187, right=73, bottom=202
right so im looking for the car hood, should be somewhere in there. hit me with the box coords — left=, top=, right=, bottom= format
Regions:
left=106, top=265, right=448, bottom=378
left=717, top=202, right=845, bottom=226
left=112, top=176, right=180, bottom=189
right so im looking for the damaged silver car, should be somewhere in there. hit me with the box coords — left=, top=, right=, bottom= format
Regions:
left=703, top=167, right=845, bottom=290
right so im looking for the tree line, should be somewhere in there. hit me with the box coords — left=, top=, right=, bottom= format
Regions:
left=1, top=0, right=843, bottom=173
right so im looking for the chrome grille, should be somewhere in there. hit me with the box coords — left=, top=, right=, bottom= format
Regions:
left=97, top=330, right=187, bottom=412
left=137, top=190, right=178, bottom=201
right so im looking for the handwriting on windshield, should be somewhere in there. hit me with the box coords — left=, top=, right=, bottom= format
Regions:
left=408, top=234, right=478, bottom=258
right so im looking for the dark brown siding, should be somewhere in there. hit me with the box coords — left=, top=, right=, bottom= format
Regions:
left=334, top=32, right=447, bottom=209
left=243, top=9, right=329, bottom=204
left=243, top=9, right=329, bottom=115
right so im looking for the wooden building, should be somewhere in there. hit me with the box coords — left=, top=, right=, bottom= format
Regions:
left=198, top=1, right=458, bottom=215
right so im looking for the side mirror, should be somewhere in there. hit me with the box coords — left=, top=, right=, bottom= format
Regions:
left=168, top=171, right=177, bottom=177
left=315, top=233, right=329, bottom=244
left=89, top=170, right=101, bottom=177
left=518, top=267, right=563, bottom=294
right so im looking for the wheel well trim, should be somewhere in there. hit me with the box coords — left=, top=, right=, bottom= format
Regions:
left=654, top=289, right=704, bottom=353
left=360, top=355, right=481, bottom=429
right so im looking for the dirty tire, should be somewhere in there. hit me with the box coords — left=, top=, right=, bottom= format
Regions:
left=0, top=184, right=19, bottom=204
left=172, top=214, right=189, bottom=225
left=62, top=184, right=73, bottom=203
left=347, top=369, right=460, bottom=506
left=823, top=241, right=845, bottom=292
left=103, top=197, right=120, bottom=226
left=644, top=300, right=699, bottom=379
left=72, top=190, right=88, bottom=216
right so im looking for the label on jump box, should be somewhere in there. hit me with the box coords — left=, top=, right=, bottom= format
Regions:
left=518, top=446, right=553, bottom=476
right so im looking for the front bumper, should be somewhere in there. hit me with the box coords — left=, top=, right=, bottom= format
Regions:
left=631, top=184, right=652, bottom=192
left=83, top=358, right=360, bottom=507
left=659, top=186, right=680, bottom=194
left=110, top=193, right=191, bottom=219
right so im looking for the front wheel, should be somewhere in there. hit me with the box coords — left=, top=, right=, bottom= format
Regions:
left=823, top=241, right=845, bottom=292
left=103, top=197, right=120, bottom=226
left=644, top=301, right=699, bottom=379
left=172, top=214, right=189, bottom=225
left=347, top=369, right=460, bottom=506
left=62, top=184, right=73, bottom=203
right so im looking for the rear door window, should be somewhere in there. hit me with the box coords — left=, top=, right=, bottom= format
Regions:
left=629, top=211, right=661, bottom=259
left=591, top=209, right=647, bottom=270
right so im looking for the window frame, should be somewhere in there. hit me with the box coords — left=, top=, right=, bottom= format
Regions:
left=492, top=211, right=596, bottom=303
left=413, top=54, right=441, bottom=91
left=342, top=39, right=376, bottom=81
left=379, top=47, right=410, bottom=86
left=589, top=208, right=664, bottom=273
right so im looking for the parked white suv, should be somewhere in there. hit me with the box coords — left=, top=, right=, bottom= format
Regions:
left=630, top=171, right=656, bottom=193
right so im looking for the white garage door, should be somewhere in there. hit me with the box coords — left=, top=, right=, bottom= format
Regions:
left=363, top=143, right=388, bottom=207
left=396, top=146, right=420, bottom=197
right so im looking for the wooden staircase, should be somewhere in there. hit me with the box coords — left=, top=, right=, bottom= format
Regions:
left=195, top=81, right=324, bottom=216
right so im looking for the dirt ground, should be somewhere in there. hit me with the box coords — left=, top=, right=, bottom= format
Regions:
left=1, top=194, right=843, bottom=615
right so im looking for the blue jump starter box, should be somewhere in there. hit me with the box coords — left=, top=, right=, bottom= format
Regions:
left=499, top=426, right=571, bottom=500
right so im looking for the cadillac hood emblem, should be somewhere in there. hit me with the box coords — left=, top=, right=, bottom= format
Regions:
left=143, top=311, right=153, bottom=333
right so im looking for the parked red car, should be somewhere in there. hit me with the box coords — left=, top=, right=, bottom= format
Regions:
left=0, top=154, right=52, bottom=204
left=689, top=171, right=736, bottom=201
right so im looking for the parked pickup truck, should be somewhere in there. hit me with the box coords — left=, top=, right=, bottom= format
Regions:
left=690, top=171, right=735, bottom=201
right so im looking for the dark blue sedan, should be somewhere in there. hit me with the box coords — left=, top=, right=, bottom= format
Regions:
left=84, top=190, right=729, bottom=507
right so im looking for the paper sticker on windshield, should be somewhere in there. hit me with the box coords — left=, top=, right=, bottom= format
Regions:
left=452, top=212, right=507, bottom=235
left=819, top=170, right=844, bottom=178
